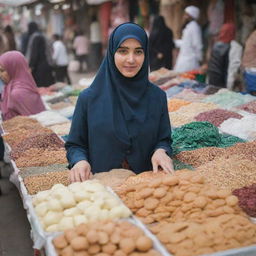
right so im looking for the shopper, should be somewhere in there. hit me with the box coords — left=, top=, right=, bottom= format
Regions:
left=174, top=5, right=203, bottom=72
left=73, top=30, right=89, bottom=73
left=149, top=15, right=175, bottom=71
left=242, top=28, right=256, bottom=95
left=0, top=51, right=45, bottom=121
left=26, top=22, right=55, bottom=87
left=3, top=25, right=16, bottom=51
left=208, top=23, right=242, bottom=88
left=89, top=15, right=103, bottom=72
left=52, top=34, right=71, bottom=84
left=65, top=23, right=174, bottom=182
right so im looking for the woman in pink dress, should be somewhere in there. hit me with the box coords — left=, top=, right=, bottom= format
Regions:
left=0, top=51, right=45, bottom=121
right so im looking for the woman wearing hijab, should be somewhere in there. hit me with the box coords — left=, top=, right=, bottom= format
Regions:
left=149, top=15, right=175, bottom=71
left=25, top=22, right=55, bottom=87
left=207, top=23, right=239, bottom=88
left=0, top=51, right=45, bottom=121
left=65, top=23, right=174, bottom=182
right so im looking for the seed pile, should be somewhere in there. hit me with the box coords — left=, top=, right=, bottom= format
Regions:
left=167, top=98, right=191, bottom=112
left=195, top=109, right=243, bottom=127
left=53, top=221, right=161, bottom=256
left=233, top=184, right=256, bottom=217
left=170, top=102, right=218, bottom=127
left=2, top=116, right=41, bottom=133
left=11, top=133, right=64, bottom=160
left=196, top=155, right=256, bottom=190
left=50, top=101, right=73, bottom=110
left=15, top=148, right=67, bottom=168
left=20, top=164, right=68, bottom=178
left=150, top=214, right=256, bottom=256
left=24, top=170, right=70, bottom=194
left=174, top=89, right=207, bottom=101
left=237, top=100, right=256, bottom=114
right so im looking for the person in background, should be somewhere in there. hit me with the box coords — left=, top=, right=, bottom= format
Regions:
left=0, top=51, right=45, bottom=121
left=89, top=15, right=103, bottom=72
left=0, top=31, right=8, bottom=55
left=73, top=30, right=89, bottom=73
left=207, top=23, right=242, bottom=89
left=25, top=22, right=55, bottom=87
left=149, top=15, right=175, bottom=71
left=3, top=25, right=16, bottom=51
left=174, top=5, right=203, bottom=72
left=52, top=34, right=71, bottom=84
left=241, top=27, right=256, bottom=95
left=65, top=23, right=174, bottom=182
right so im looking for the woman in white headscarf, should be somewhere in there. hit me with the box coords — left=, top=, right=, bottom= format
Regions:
left=174, top=5, right=203, bottom=72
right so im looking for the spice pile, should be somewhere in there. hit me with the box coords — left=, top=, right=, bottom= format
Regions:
left=48, top=122, right=71, bottom=136
left=195, top=108, right=243, bottom=127
left=233, top=184, right=256, bottom=217
left=237, top=100, right=256, bottom=114
left=174, top=88, right=206, bottom=101
left=167, top=98, right=191, bottom=112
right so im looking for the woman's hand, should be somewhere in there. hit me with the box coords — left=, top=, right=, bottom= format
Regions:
left=70, top=160, right=92, bottom=182
left=151, top=148, right=174, bottom=174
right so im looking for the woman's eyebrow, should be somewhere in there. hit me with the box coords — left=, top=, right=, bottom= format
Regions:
left=118, top=46, right=143, bottom=49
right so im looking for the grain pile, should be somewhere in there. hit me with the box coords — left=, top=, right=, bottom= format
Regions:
left=174, top=89, right=207, bottom=101
left=53, top=221, right=161, bottom=256
left=195, top=109, right=243, bottom=127
left=50, top=101, right=73, bottom=110
left=3, top=126, right=52, bottom=148
left=169, top=102, right=218, bottom=127
left=237, top=100, right=256, bottom=114
left=93, top=169, right=136, bottom=191
left=2, top=116, right=41, bottom=133
left=24, top=170, right=70, bottom=194
left=15, top=148, right=67, bottom=168
left=150, top=214, right=256, bottom=256
left=118, top=170, right=243, bottom=225
left=20, top=164, right=68, bottom=178
left=196, top=154, right=256, bottom=190
left=11, top=133, right=64, bottom=160
left=167, top=98, right=191, bottom=112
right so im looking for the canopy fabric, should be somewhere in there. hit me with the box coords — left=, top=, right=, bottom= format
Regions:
left=0, top=0, right=37, bottom=6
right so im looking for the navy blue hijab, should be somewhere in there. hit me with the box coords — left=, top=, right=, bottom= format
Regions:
left=89, top=23, right=151, bottom=145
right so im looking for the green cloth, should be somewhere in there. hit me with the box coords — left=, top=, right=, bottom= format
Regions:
left=219, top=133, right=245, bottom=148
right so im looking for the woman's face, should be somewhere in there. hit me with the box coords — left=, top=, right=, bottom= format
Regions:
left=114, top=38, right=145, bottom=78
left=0, top=65, right=9, bottom=84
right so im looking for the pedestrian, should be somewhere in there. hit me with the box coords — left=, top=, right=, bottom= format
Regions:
left=0, top=51, right=45, bottom=121
left=174, top=5, right=203, bottom=72
left=208, top=23, right=242, bottom=89
left=52, top=34, right=71, bottom=84
left=73, top=30, right=89, bottom=73
left=25, top=22, right=55, bottom=87
left=3, top=25, right=16, bottom=51
left=89, top=15, right=103, bottom=72
left=241, top=27, right=256, bottom=95
left=65, top=23, right=174, bottom=182
left=149, top=15, right=175, bottom=71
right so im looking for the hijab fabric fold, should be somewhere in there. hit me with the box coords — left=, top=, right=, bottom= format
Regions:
left=0, top=51, right=45, bottom=120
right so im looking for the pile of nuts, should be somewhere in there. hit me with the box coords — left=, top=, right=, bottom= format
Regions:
left=118, top=170, right=243, bottom=225
left=53, top=220, right=161, bottom=256
left=24, top=170, right=70, bottom=194
left=150, top=214, right=256, bottom=256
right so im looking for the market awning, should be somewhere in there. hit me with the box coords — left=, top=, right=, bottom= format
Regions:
left=0, top=0, right=38, bottom=6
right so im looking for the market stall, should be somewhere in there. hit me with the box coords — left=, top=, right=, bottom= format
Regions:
left=1, top=77, right=256, bottom=256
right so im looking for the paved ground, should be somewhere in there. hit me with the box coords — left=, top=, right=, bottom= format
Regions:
left=0, top=70, right=95, bottom=256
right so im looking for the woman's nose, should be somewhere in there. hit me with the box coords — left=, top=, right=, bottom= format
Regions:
left=127, top=53, right=135, bottom=63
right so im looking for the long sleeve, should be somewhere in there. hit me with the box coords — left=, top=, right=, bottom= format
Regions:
left=65, top=91, right=89, bottom=168
left=227, top=40, right=242, bottom=90
left=154, top=95, right=173, bottom=156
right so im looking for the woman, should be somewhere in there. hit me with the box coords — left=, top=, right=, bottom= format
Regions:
left=149, top=15, right=175, bottom=71
left=65, top=23, right=174, bottom=182
left=0, top=51, right=45, bottom=121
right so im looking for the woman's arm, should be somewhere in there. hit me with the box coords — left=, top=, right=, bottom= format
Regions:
left=65, top=91, right=91, bottom=182
left=152, top=94, right=174, bottom=174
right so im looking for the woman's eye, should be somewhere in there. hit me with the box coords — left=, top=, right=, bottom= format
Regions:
left=117, top=49, right=127, bottom=54
left=135, top=49, right=144, bottom=55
